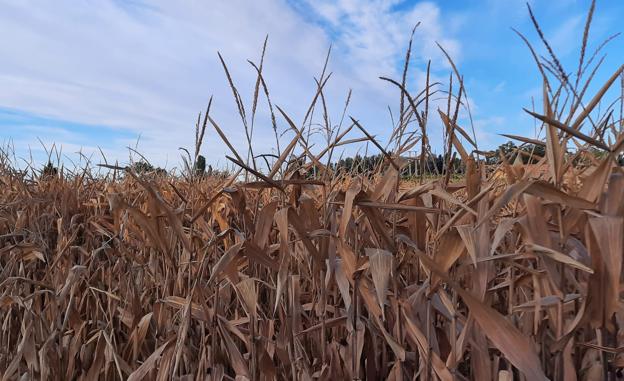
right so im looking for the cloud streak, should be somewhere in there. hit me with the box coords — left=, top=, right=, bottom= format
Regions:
left=1, top=0, right=621, bottom=168
left=0, top=0, right=464, bottom=167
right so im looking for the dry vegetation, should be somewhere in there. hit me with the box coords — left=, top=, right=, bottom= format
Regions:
left=2, top=1, right=624, bottom=380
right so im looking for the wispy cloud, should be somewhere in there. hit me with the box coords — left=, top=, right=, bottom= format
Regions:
left=548, top=13, right=584, bottom=57
left=0, top=0, right=330, bottom=165
left=0, top=0, right=462, bottom=167
left=1, top=0, right=621, bottom=167
left=294, top=0, right=460, bottom=76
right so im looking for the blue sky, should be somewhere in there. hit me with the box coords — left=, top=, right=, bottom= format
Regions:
left=1, top=0, right=622, bottom=170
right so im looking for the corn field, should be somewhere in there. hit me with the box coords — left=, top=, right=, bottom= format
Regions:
left=1, top=1, right=624, bottom=380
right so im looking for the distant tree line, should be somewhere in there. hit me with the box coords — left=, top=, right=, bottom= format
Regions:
left=330, top=153, right=464, bottom=177
left=37, top=141, right=623, bottom=181
left=485, top=141, right=546, bottom=165
left=317, top=140, right=624, bottom=178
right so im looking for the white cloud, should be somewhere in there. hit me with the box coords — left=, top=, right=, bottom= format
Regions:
left=548, top=13, right=584, bottom=57
left=472, top=115, right=505, bottom=147
left=300, top=0, right=460, bottom=83
left=0, top=0, right=461, bottom=168
left=493, top=81, right=506, bottom=93
left=294, top=0, right=467, bottom=155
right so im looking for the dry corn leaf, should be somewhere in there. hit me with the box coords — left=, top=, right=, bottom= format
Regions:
left=366, top=248, right=393, bottom=320
left=589, top=216, right=623, bottom=319
left=127, top=339, right=174, bottom=381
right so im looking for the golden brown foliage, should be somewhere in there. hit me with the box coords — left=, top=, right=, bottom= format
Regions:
left=2, top=2, right=624, bottom=379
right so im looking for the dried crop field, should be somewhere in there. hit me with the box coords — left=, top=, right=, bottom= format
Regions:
left=1, top=2, right=624, bottom=380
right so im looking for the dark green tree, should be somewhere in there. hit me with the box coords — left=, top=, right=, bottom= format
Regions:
left=194, top=155, right=206, bottom=176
